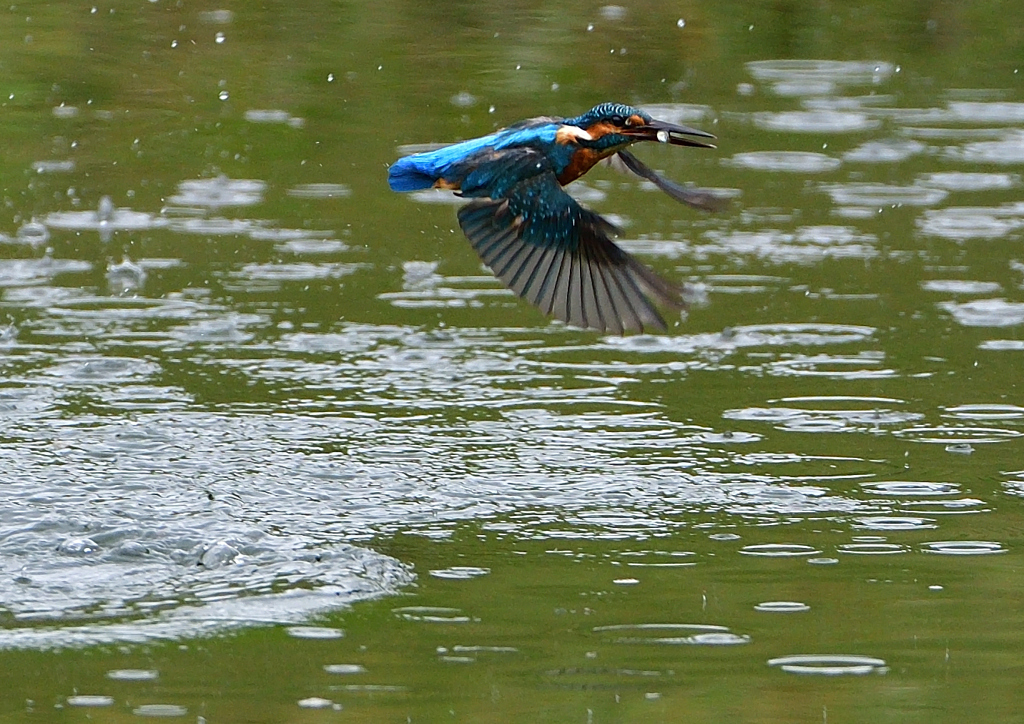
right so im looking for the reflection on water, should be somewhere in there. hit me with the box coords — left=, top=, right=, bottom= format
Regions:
left=0, top=1, right=1023, bottom=721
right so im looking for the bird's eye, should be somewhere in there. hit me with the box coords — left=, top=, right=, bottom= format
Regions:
left=610, top=115, right=625, bottom=127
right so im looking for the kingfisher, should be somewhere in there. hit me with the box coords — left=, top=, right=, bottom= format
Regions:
left=388, top=102, right=721, bottom=333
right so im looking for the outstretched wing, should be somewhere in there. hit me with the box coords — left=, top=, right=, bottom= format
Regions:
left=451, top=147, right=686, bottom=333
left=615, top=149, right=728, bottom=212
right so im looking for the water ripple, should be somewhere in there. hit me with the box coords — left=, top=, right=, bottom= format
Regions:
left=821, top=183, right=948, bottom=207
left=167, top=176, right=266, bottom=207
left=918, top=205, right=1024, bottom=240
left=746, top=60, right=895, bottom=86
left=861, top=481, right=960, bottom=497
left=754, top=601, right=810, bottom=613
left=921, top=541, right=1006, bottom=555
left=921, top=280, right=1002, bottom=295
left=754, top=111, right=880, bottom=134
left=768, top=654, right=888, bottom=676
left=917, top=172, right=1019, bottom=191
left=946, top=131, right=1024, bottom=164
left=726, top=151, right=840, bottom=173
left=843, top=138, right=927, bottom=163
left=698, top=227, right=878, bottom=262
left=724, top=399, right=920, bottom=433
left=739, top=543, right=822, bottom=557
left=939, top=299, right=1024, bottom=327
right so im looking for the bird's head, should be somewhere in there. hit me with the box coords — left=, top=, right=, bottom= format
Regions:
left=565, top=102, right=716, bottom=151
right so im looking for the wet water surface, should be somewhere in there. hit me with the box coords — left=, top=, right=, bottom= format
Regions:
left=1, top=1, right=1023, bottom=722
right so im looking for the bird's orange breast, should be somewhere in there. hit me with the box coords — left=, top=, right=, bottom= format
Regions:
left=555, top=121, right=620, bottom=185
left=557, top=148, right=606, bottom=185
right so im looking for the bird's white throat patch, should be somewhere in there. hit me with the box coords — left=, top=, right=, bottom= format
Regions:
left=556, top=125, right=594, bottom=143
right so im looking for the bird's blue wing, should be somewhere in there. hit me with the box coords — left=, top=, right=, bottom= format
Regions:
left=453, top=148, right=685, bottom=333
left=388, top=132, right=503, bottom=191
left=387, top=122, right=560, bottom=192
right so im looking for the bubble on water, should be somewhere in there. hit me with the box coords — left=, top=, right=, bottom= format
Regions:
left=656, top=129, right=670, bottom=143
left=58, top=537, right=100, bottom=555
left=15, top=221, right=50, bottom=246
left=676, top=18, right=685, bottom=28
left=107, top=257, right=147, bottom=293
left=218, top=90, right=229, bottom=101
left=613, top=578, right=640, bottom=586
left=215, top=32, right=225, bottom=44
left=768, top=654, right=888, bottom=676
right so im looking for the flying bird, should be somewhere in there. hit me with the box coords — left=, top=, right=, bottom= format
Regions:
left=388, top=102, right=721, bottom=333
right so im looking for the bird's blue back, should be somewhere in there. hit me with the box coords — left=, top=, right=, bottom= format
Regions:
left=388, top=121, right=568, bottom=192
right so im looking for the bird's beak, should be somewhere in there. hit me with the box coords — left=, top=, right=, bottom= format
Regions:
left=625, top=119, right=717, bottom=149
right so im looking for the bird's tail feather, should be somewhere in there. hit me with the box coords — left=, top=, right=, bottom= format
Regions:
left=387, top=157, right=439, bottom=192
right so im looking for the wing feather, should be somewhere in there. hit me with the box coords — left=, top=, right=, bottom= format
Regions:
left=453, top=147, right=687, bottom=333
